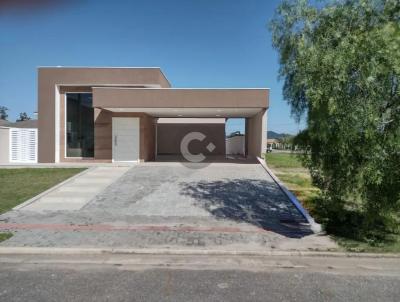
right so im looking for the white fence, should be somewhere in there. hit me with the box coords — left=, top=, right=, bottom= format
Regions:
left=226, top=135, right=245, bottom=155
left=9, top=128, right=38, bottom=163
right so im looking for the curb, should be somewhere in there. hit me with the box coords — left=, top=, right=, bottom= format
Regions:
left=13, top=167, right=94, bottom=210
left=0, top=247, right=399, bottom=258
left=256, top=157, right=322, bottom=233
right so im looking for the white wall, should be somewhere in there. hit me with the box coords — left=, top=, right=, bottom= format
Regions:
left=226, top=135, right=245, bottom=155
left=0, top=128, right=9, bottom=164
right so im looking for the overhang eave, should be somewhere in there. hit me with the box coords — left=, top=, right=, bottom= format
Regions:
left=101, top=107, right=264, bottom=118
left=92, top=87, right=269, bottom=110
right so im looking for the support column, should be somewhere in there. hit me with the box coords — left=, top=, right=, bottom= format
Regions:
left=245, top=118, right=249, bottom=157
left=247, top=109, right=266, bottom=158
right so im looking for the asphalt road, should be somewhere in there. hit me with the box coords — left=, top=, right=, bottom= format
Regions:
left=0, top=254, right=399, bottom=302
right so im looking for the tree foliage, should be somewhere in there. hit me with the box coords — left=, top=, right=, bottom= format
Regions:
left=270, top=0, right=400, bottom=240
left=0, top=106, right=8, bottom=120
left=16, top=112, right=31, bottom=122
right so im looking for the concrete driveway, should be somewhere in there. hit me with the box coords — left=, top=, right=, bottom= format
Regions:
left=0, top=162, right=336, bottom=251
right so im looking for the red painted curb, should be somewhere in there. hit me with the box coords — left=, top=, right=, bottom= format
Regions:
left=0, top=223, right=270, bottom=234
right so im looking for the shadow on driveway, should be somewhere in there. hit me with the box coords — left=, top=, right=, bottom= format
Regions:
left=180, top=178, right=314, bottom=238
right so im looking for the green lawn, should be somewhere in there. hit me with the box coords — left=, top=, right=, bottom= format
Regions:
left=0, top=168, right=86, bottom=214
left=0, top=168, right=85, bottom=242
left=265, top=152, right=304, bottom=169
left=0, top=232, right=13, bottom=242
left=265, top=152, right=400, bottom=253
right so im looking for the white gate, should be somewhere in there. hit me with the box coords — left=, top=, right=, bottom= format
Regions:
left=9, top=128, right=38, bottom=163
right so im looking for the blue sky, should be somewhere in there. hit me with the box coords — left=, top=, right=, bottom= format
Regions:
left=0, top=0, right=304, bottom=134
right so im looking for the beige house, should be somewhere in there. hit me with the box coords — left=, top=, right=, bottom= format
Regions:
left=38, top=67, right=269, bottom=163
left=266, top=138, right=282, bottom=149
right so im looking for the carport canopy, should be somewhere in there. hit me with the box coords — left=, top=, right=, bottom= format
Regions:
left=92, top=87, right=269, bottom=157
left=92, top=87, right=269, bottom=118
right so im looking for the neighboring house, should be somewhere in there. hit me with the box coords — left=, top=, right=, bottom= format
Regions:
left=267, top=138, right=282, bottom=150
left=38, top=67, right=269, bottom=163
left=0, top=119, right=9, bottom=127
left=266, top=137, right=297, bottom=151
left=0, top=120, right=38, bottom=164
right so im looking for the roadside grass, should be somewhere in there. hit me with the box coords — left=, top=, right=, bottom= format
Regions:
left=0, top=232, right=13, bottom=243
left=334, top=235, right=400, bottom=253
left=274, top=173, right=320, bottom=213
left=0, top=168, right=86, bottom=214
left=265, top=152, right=317, bottom=212
left=264, top=152, right=304, bottom=169
left=265, top=152, right=400, bottom=253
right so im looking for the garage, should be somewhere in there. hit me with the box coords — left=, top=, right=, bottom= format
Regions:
left=156, top=118, right=226, bottom=158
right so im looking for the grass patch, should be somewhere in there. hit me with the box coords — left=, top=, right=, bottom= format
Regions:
left=275, top=173, right=319, bottom=212
left=265, top=152, right=304, bottom=169
left=0, top=168, right=86, bottom=214
left=265, top=152, right=318, bottom=211
left=265, top=153, right=400, bottom=253
left=276, top=173, right=313, bottom=189
left=0, top=232, right=13, bottom=242
left=335, top=235, right=400, bottom=253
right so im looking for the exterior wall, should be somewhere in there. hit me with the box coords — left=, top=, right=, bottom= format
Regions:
left=157, top=123, right=226, bottom=156
left=140, top=114, right=156, bottom=161
left=93, top=110, right=155, bottom=162
left=226, top=135, right=245, bottom=155
left=247, top=109, right=267, bottom=158
left=38, top=67, right=170, bottom=163
left=93, top=88, right=269, bottom=109
left=0, top=128, right=9, bottom=164
left=38, top=67, right=269, bottom=163
left=93, top=109, right=112, bottom=161
left=58, top=87, right=156, bottom=162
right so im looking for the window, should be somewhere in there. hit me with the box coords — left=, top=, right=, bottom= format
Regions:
left=66, top=93, right=94, bottom=157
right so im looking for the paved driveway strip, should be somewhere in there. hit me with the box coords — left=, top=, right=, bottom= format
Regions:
left=16, top=167, right=131, bottom=211
left=0, top=162, right=337, bottom=251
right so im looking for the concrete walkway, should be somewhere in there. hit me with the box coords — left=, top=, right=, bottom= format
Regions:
left=16, top=167, right=130, bottom=212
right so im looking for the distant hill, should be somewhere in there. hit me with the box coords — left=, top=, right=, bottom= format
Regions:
left=267, top=131, right=293, bottom=139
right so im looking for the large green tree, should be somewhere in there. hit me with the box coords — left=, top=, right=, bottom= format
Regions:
left=270, top=0, right=400, bottom=240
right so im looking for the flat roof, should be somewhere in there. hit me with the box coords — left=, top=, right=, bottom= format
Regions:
left=93, top=87, right=269, bottom=111
left=38, top=66, right=171, bottom=88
